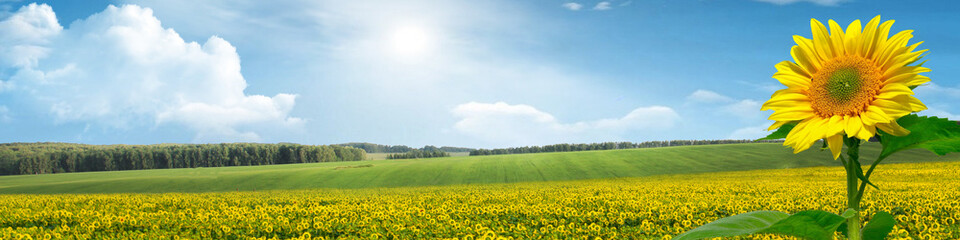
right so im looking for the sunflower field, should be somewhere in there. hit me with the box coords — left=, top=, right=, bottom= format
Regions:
left=2, top=161, right=958, bottom=240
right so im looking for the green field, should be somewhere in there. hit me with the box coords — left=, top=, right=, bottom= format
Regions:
left=1, top=143, right=957, bottom=194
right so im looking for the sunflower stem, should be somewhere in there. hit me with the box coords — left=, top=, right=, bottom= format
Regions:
left=856, top=154, right=888, bottom=203
left=843, top=137, right=862, bottom=240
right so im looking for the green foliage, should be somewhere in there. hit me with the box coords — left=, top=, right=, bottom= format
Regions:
left=0, top=142, right=366, bottom=175
left=764, top=210, right=846, bottom=240
left=674, top=210, right=846, bottom=240
left=840, top=208, right=857, bottom=219
left=337, top=142, right=414, bottom=153
left=756, top=122, right=797, bottom=141
left=861, top=212, right=895, bottom=240
left=337, top=142, right=475, bottom=153
left=673, top=211, right=788, bottom=240
left=835, top=208, right=859, bottom=237
left=437, top=146, right=476, bottom=152
left=386, top=150, right=450, bottom=159
left=879, top=114, right=960, bottom=159
left=469, top=140, right=782, bottom=156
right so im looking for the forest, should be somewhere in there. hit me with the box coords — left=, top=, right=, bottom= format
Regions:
left=337, top=142, right=474, bottom=153
left=385, top=150, right=451, bottom=159
left=469, top=139, right=784, bottom=156
left=0, top=142, right=366, bottom=175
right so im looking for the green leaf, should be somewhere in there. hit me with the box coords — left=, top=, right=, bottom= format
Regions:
left=756, top=122, right=797, bottom=141
left=673, top=211, right=789, bottom=240
left=674, top=210, right=846, bottom=240
left=762, top=210, right=847, bottom=240
left=836, top=222, right=848, bottom=238
left=879, top=114, right=960, bottom=159
left=840, top=209, right=857, bottom=219
left=851, top=159, right=879, bottom=190
left=861, top=211, right=895, bottom=240
left=835, top=209, right=858, bottom=237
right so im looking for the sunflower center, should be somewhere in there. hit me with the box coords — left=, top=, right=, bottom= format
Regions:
left=809, top=55, right=882, bottom=118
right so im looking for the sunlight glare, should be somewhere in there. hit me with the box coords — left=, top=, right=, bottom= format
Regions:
left=390, top=26, right=432, bottom=60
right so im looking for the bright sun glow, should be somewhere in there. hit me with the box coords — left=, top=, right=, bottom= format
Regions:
left=390, top=26, right=432, bottom=60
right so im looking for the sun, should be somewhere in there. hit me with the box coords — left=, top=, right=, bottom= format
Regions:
left=390, top=25, right=433, bottom=60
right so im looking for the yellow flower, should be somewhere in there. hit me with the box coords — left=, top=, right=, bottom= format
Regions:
left=762, top=15, right=929, bottom=159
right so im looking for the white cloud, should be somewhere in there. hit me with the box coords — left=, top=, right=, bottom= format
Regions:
left=686, top=89, right=734, bottom=103
left=684, top=89, right=769, bottom=140
left=727, top=123, right=773, bottom=140
left=753, top=0, right=849, bottom=6
left=921, top=109, right=960, bottom=121
left=593, top=2, right=612, bottom=10
left=0, top=79, right=11, bottom=91
left=737, top=80, right=782, bottom=93
left=686, top=90, right=761, bottom=119
left=562, top=2, right=583, bottom=11
left=0, top=105, right=10, bottom=122
left=451, top=102, right=679, bottom=146
left=0, top=3, right=60, bottom=68
left=723, top=99, right=762, bottom=118
left=914, top=83, right=960, bottom=99
left=0, top=4, right=302, bottom=142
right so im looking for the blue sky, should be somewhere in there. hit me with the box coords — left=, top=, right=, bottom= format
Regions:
left=1, top=0, right=958, bottom=148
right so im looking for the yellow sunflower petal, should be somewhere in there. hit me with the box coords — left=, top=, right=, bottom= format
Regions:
left=772, top=72, right=811, bottom=89
left=862, top=106, right=893, bottom=125
left=844, top=19, right=862, bottom=56
left=873, top=98, right=913, bottom=117
left=768, top=121, right=792, bottom=131
left=883, top=49, right=928, bottom=76
left=876, top=30, right=913, bottom=67
left=783, top=120, right=808, bottom=147
left=868, top=20, right=895, bottom=59
left=844, top=115, right=863, bottom=138
left=907, top=47, right=930, bottom=66
left=785, top=118, right=820, bottom=146
left=769, top=91, right=810, bottom=102
left=883, top=48, right=927, bottom=73
left=827, top=134, right=843, bottom=160
left=769, top=108, right=815, bottom=121
left=788, top=119, right=824, bottom=153
left=856, top=123, right=876, bottom=140
left=827, top=115, right=845, bottom=136
left=761, top=100, right=811, bottom=111
left=883, top=73, right=919, bottom=86
left=876, top=120, right=910, bottom=136
left=806, top=117, right=830, bottom=142
left=811, top=19, right=834, bottom=61
left=791, top=45, right=820, bottom=75
left=901, top=95, right=928, bottom=112
left=859, top=15, right=882, bottom=58
left=882, top=65, right=930, bottom=82
left=905, top=75, right=931, bottom=87
left=828, top=20, right=847, bottom=56
left=878, top=84, right=914, bottom=97
left=775, top=61, right=811, bottom=79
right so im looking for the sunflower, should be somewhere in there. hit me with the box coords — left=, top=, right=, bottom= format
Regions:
left=761, top=15, right=929, bottom=159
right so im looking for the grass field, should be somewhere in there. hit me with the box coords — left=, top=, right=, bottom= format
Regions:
left=1, top=143, right=957, bottom=194
left=3, top=161, right=958, bottom=239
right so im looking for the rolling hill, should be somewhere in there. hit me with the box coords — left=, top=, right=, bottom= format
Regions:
left=0, top=143, right=957, bottom=194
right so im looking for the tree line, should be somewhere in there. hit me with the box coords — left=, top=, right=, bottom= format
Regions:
left=385, top=150, right=451, bottom=159
left=337, top=142, right=474, bottom=153
left=469, top=140, right=785, bottom=156
left=0, top=142, right=366, bottom=175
